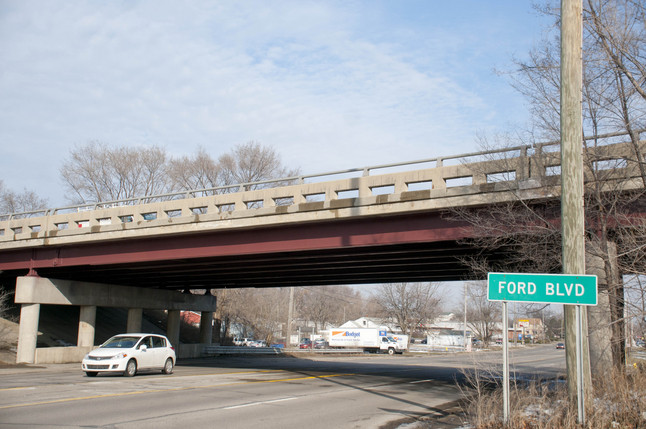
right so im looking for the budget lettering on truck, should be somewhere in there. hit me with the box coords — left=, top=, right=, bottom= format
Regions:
left=327, top=328, right=404, bottom=355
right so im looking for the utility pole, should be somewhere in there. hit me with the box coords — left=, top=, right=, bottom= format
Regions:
left=561, top=0, right=592, bottom=419
left=463, top=283, right=468, bottom=350
left=286, top=287, right=294, bottom=348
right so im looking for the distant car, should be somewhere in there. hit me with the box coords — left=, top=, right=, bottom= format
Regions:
left=299, top=338, right=312, bottom=349
left=233, top=337, right=254, bottom=346
left=82, top=333, right=176, bottom=377
left=270, top=342, right=285, bottom=349
left=313, top=339, right=328, bottom=349
left=635, top=339, right=644, bottom=348
left=249, top=340, right=267, bottom=348
left=556, top=342, right=565, bottom=349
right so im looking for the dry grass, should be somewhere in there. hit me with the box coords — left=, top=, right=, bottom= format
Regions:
left=460, top=366, right=646, bottom=428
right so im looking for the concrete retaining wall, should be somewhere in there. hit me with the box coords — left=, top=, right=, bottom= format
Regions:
left=33, top=343, right=208, bottom=364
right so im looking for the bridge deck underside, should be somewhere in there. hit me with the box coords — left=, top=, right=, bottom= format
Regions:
left=0, top=213, right=501, bottom=288
left=27, top=242, right=491, bottom=288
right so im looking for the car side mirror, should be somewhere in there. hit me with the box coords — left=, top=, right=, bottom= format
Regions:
left=140, top=344, right=147, bottom=351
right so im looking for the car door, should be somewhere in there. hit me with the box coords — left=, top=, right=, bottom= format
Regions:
left=151, top=336, right=168, bottom=368
left=136, top=336, right=155, bottom=369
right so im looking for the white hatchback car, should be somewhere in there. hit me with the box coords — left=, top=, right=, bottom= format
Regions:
left=82, top=333, right=176, bottom=377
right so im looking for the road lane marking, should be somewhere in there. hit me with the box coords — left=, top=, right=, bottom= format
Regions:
left=409, top=379, right=433, bottom=384
left=1, top=369, right=284, bottom=392
left=0, top=373, right=354, bottom=410
left=0, top=386, right=36, bottom=392
left=224, top=397, right=298, bottom=409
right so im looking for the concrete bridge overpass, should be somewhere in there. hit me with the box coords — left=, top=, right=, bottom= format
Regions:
left=1, top=136, right=644, bottom=363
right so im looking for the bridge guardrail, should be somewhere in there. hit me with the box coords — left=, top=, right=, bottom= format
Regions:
left=201, top=346, right=369, bottom=356
left=1, top=133, right=643, bottom=246
left=202, top=345, right=284, bottom=356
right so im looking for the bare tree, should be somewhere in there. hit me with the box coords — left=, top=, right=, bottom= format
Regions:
left=0, top=286, right=15, bottom=350
left=298, top=286, right=364, bottom=330
left=463, top=281, right=502, bottom=347
left=375, top=282, right=442, bottom=337
left=167, top=147, right=222, bottom=193
left=218, top=141, right=300, bottom=190
left=61, top=141, right=300, bottom=204
left=0, top=180, right=48, bottom=214
left=468, top=1, right=646, bottom=374
left=60, top=142, right=171, bottom=203
left=585, top=0, right=646, bottom=103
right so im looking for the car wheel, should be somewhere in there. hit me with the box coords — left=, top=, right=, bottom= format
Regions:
left=162, top=358, right=174, bottom=374
left=124, top=359, right=137, bottom=377
left=85, top=371, right=98, bottom=377
left=387, top=348, right=395, bottom=355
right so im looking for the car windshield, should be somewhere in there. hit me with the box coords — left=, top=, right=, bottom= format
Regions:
left=101, top=336, right=140, bottom=349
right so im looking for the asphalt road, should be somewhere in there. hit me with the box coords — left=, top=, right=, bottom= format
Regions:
left=0, top=344, right=565, bottom=429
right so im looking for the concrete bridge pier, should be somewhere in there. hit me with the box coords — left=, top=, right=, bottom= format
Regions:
left=14, top=276, right=217, bottom=364
left=167, top=310, right=180, bottom=350
left=127, top=308, right=143, bottom=333
left=77, top=305, right=96, bottom=347
left=200, top=311, right=213, bottom=343
left=16, top=303, right=40, bottom=364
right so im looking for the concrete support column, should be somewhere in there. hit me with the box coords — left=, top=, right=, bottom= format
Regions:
left=167, top=310, right=181, bottom=349
left=127, top=308, right=143, bottom=333
left=16, top=303, right=40, bottom=364
left=200, top=311, right=213, bottom=344
left=77, top=305, right=96, bottom=347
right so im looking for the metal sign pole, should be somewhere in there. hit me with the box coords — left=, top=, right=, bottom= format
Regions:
left=502, top=301, right=510, bottom=422
left=576, top=304, right=585, bottom=425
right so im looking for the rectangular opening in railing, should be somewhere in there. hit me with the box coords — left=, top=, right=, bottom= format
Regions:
left=274, top=197, right=294, bottom=206
left=120, top=215, right=134, bottom=223
left=245, top=200, right=263, bottom=209
left=371, top=185, right=394, bottom=195
left=486, top=171, right=516, bottom=183
left=407, top=180, right=432, bottom=191
left=191, top=207, right=207, bottom=215
left=305, top=193, right=325, bottom=203
left=337, top=189, right=359, bottom=199
left=446, top=176, right=473, bottom=188
left=165, top=209, right=182, bottom=218
left=217, top=203, right=235, bottom=213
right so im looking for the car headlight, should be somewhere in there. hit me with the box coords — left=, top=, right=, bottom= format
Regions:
left=112, top=353, right=128, bottom=360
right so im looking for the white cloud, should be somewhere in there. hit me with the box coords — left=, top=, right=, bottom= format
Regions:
left=0, top=0, right=544, bottom=206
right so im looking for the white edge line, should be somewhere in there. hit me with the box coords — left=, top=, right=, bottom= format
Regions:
left=224, top=397, right=298, bottom=410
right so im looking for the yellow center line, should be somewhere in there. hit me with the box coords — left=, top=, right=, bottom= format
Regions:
left=0, top=373, right=354, bottom=410
left=0, top=386, right=35, bottom=392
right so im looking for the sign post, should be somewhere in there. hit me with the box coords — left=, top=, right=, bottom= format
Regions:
left=502, top=301, right=509, bottom=421
left=488, top=272, right=597, bottom=423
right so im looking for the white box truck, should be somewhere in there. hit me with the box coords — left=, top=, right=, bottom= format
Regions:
left=328, top=328, right=403, bottom=354
left=391, top=334, right=409, bottom=351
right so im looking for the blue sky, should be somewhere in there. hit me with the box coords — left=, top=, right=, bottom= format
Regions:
left=0, top=1, right=551, bottom=206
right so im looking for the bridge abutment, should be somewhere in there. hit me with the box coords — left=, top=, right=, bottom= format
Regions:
left=14, top=276, right=217, bottom=364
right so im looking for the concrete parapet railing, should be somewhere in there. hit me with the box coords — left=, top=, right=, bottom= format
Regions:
left=1, top=137, right=643, bottom=247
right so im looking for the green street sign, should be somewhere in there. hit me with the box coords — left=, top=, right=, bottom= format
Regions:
left=488, top=272, right=598, bottom=305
